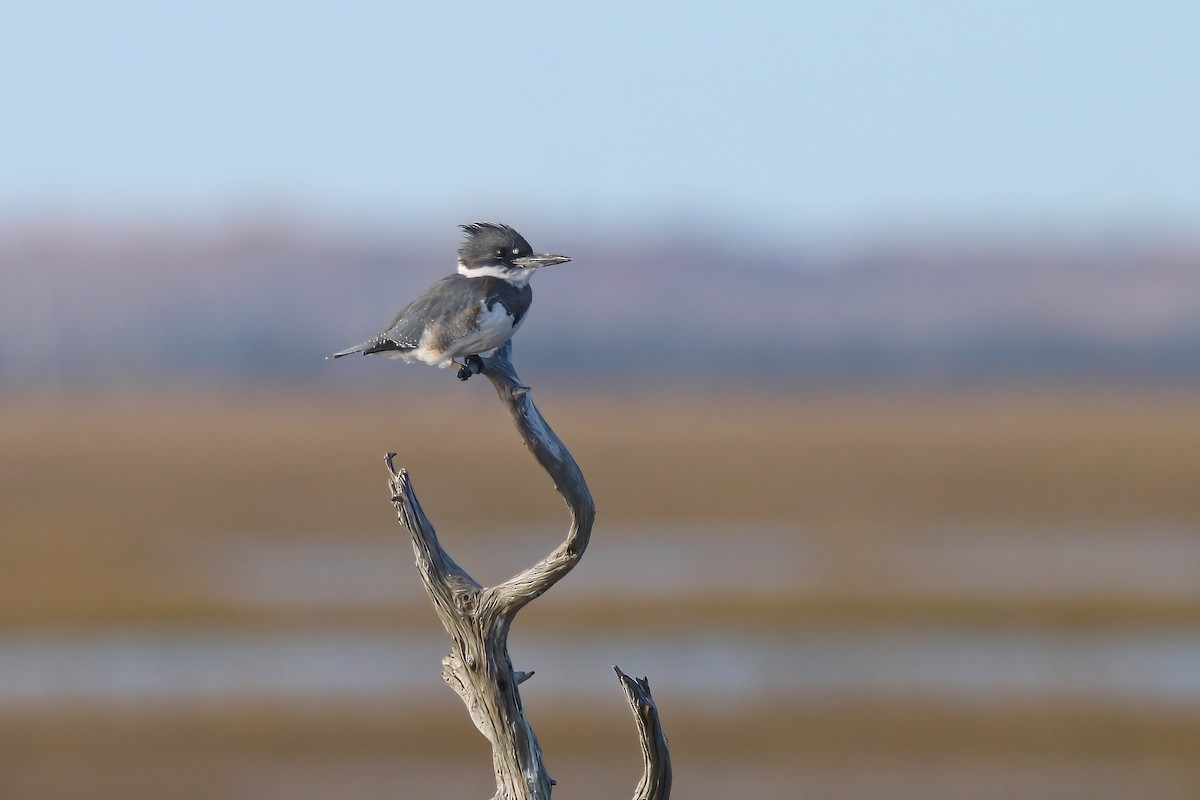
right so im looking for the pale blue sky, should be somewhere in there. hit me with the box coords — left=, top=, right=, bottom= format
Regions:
left=3, top=0, right=1198, bottom=235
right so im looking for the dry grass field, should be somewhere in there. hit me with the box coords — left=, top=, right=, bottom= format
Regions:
left=2, top=386, right=1199, bottom=624
left=2, top=386, right=1199, bottom=799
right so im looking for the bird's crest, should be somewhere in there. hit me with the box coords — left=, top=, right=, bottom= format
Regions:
left=458, top=222, right=532, bottom=262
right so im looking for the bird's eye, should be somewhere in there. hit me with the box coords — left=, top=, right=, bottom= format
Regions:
left=495, top=248, right=503, bottom=257
left=512, top=248, right=520, bottom=255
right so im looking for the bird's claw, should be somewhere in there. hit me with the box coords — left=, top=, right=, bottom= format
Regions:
left=456, top=355, right=485, bottom=381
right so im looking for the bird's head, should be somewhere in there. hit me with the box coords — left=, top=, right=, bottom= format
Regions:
left=457, top=222, right=571, bottom=285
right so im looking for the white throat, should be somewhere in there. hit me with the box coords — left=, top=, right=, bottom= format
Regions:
left=457, top=260, right=535, bottom=286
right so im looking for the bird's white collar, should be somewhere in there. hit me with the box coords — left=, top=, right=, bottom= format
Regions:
left=457, top=261, right=534, bottom=286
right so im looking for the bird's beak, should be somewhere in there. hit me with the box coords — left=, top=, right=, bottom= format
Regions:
left=513, top=253, right=571, bottom=269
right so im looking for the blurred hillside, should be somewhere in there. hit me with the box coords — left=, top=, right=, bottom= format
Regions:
left=2, top=219, right=1197, bottom=387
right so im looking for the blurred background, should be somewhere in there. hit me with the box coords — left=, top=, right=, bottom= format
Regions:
left=3, top=2, right=1199, bottom=798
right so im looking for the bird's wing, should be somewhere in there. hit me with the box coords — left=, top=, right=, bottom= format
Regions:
left=330, top=275, right=509, bottom=360
left=372, top=275, right=486, bottom=355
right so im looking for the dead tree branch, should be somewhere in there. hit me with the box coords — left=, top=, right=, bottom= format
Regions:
left=384, top=341, right=670, bottom=800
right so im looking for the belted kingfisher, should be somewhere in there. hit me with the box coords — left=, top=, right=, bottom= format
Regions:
left=330, top=222, right=571, bottom=380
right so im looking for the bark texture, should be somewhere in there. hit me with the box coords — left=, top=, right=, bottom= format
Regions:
left=384, top=342, right=670, bottom=800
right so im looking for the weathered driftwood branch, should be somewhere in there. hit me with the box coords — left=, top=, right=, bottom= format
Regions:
left=384, top=341, right=670, bottom=800
left=615, top=668, right=673, bottom=800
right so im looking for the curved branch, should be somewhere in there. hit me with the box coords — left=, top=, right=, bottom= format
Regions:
left=383, top=342, right=669, bottom=800
left=479, top=342, right=596, bottom=614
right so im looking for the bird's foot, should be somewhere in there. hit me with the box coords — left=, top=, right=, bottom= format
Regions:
left=455, top=355, right=485, bottom=381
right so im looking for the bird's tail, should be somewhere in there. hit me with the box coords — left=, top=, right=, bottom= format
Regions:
left=328, top=341, right=371, bottom=359
left=329, top=334, right=408, bottom=360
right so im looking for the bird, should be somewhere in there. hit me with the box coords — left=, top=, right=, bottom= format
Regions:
left=330, top=222, right=571, bottom=380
